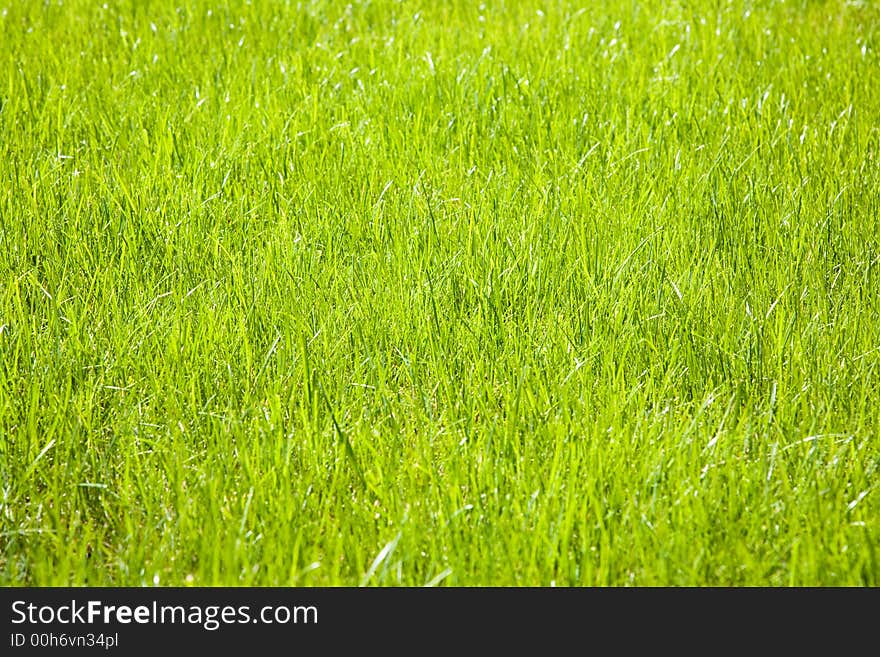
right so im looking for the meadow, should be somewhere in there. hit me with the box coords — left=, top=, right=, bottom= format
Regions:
left=1, top=0, right=878, bottom=585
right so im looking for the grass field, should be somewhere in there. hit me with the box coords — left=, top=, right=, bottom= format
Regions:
left=1, top=0, right=878, bottom=586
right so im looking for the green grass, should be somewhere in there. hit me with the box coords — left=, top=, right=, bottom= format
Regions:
left=1, top=0, right=878, bottom=586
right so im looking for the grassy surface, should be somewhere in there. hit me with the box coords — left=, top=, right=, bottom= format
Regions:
left=1, top=0, right=878, bottom=586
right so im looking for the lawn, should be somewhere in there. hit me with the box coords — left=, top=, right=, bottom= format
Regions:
left=1, top=0, right=878, bottom=585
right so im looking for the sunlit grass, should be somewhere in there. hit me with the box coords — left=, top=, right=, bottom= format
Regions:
left=1, top=0, right=878, bottom=585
